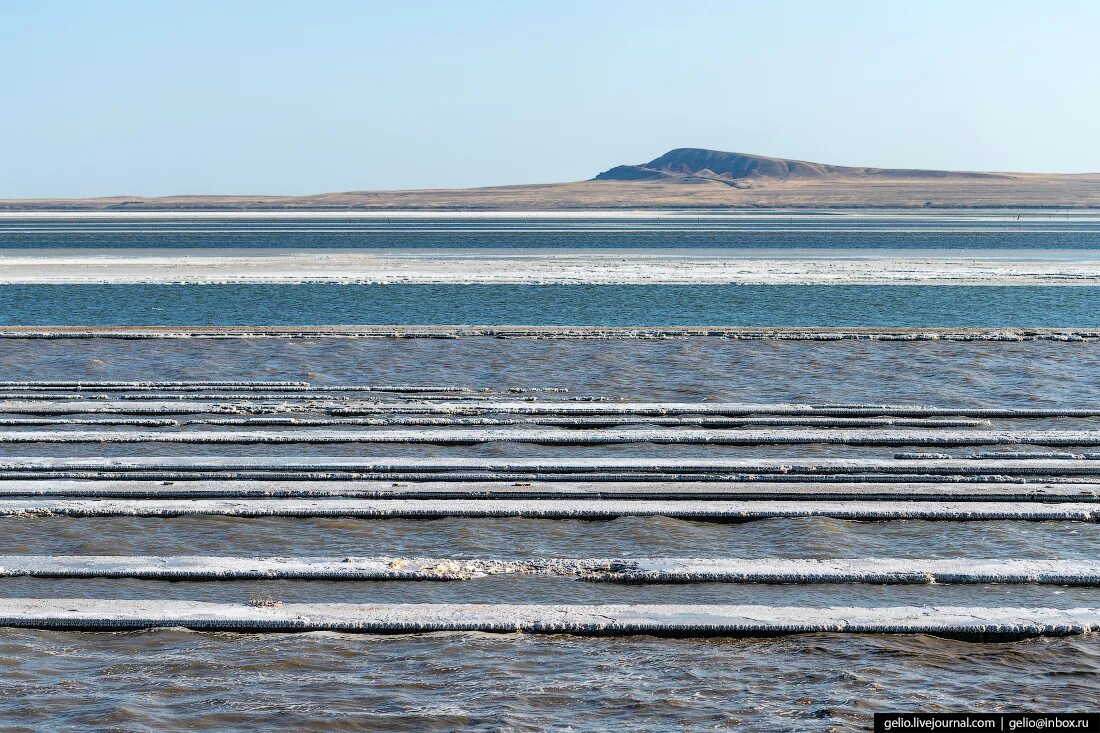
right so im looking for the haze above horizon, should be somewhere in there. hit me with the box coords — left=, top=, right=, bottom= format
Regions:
left=2, top=0, right=1099, bottom=198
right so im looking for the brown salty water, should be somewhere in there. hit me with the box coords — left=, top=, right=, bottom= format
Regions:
left=0, top=335, right=1098, bottom=730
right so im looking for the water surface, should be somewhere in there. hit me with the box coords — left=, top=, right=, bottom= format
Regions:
left=3, top=211, right=1100, bottom=249
left=3, top=283, right=1100, bottom=327
left=3, top=212, right=1099, bottom=729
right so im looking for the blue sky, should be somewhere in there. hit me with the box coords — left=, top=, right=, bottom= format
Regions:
left=2, top=0, right=1098, bottom=197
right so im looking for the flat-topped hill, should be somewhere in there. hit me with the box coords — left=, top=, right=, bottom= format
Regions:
left=594, top=148, right=1004, bottom=185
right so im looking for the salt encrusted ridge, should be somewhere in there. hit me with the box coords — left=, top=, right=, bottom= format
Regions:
left=1, top=556, right=1097, bottom=585
left=0, top=600, right=1096, bottom=638
left=0, top=498, right=1094, bottom=521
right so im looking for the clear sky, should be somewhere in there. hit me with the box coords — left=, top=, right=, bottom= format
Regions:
left=2, top=0, right=1098, bottom=197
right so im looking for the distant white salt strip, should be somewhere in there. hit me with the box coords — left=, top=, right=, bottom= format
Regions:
left=0, top=479, right=1095, bottom=501
left=0, top=600, right=1095, bottom=637
left=4, top=427, right=1100, bottom=447
left=1, top=556, right=1096, bottom=585
left=0, top=498, right=1094, bottom=520
left=5, top=250, right=1100, bottom=285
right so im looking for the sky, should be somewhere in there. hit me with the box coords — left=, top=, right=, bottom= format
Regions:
left=1, top=0, right=1099, bottom=198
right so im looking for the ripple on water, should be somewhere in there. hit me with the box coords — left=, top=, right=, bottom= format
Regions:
left=0, top=629, right=1096, bottom=732
left=0, top=337, right=1098, bottom=728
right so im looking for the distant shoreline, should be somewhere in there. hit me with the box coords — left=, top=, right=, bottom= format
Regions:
left=3, top=203, right=1098, bottom=212
left=2, top=177, right=1098, bottom=211
left=3, top=208, right=1098, bottom=217
left=6, top=148, right=1098, bottom=210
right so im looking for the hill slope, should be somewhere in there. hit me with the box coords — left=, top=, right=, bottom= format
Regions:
left=594, top=148, right=1004, bottom=185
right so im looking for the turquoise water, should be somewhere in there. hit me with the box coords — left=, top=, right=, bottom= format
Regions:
left=4, top=212, right=1099, bottom=327
left=1, top=283, right=1098, bottom=327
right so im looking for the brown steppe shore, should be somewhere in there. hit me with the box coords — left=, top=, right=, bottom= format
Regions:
left=4, top=175, right=1100, bottom=211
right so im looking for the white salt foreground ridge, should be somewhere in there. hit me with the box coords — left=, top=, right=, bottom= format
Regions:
left=3, top=387, right=1097, bottom=637
left=6, top=456, right=1100, bottom=480
left=4, top=250, right=1100, bottom=285
left=0, top=380, right=314, bottom=389
left=0, top=600, right=1095, bottom=637
left=2, top=427, right=1100, bottom=446
left=0, top=416, right=990, bottom=428
left=5, top=399, right=1100, bottom=418
left=1, top=479, right=1093, bottom=501
left=0, top=498, right=1094, bottom=520
left=1, top=556, right=1097, bottom=585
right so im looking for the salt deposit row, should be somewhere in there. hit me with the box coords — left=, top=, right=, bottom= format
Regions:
left=3, top=399, right=1099, bottom=418
left=0, top=401, right=273, bottom=415
left=3, top=427, right=1100, bottom=446
left=0, top=497, right=1094, bottom=521
left=0, top=380, right=311, bottom=389
left=327, top=402, right=1100, bottom=419
left=4, top=456, right=1100, bottom=478
left=0, top=600, right=1095, bottom=638
left=0, top=418, right=183, bottom=427
left=184, top=416, right=993, bottom=428
left=3, top=384, right=1097, bottom=636
left=0, top=416, right=996, bottom=428
left=4, top=250, right=1100, bottom=285
left=0, top=479, right=1094, bottom=501
left=2, top=556, right=1097, bottom=585
left=0, top=391, right=533, bottom=401
left=3, top=473, right=1094, bottom=484
left=0, top=382, right=533, bottom=394
left=899, top=451, right=1100, bottom=460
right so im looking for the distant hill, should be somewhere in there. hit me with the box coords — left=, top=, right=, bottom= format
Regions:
left=2, top=148, right=1098, bottom=210
left=594, top=148, right=1003, bottom=185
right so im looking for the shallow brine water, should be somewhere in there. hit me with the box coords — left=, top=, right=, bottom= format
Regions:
left=2, top=212, right=1099, bottom=729
left=5, top=212, right=1100, bottom=327
left=0, top=336, right=1098, bottom=730
left=4, top=283, right=1100, bottom=327
left=2, top=630, right=1096, bottom=732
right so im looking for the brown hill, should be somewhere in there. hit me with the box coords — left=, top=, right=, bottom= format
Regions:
left=594, top=148, right=1005, bottom=185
